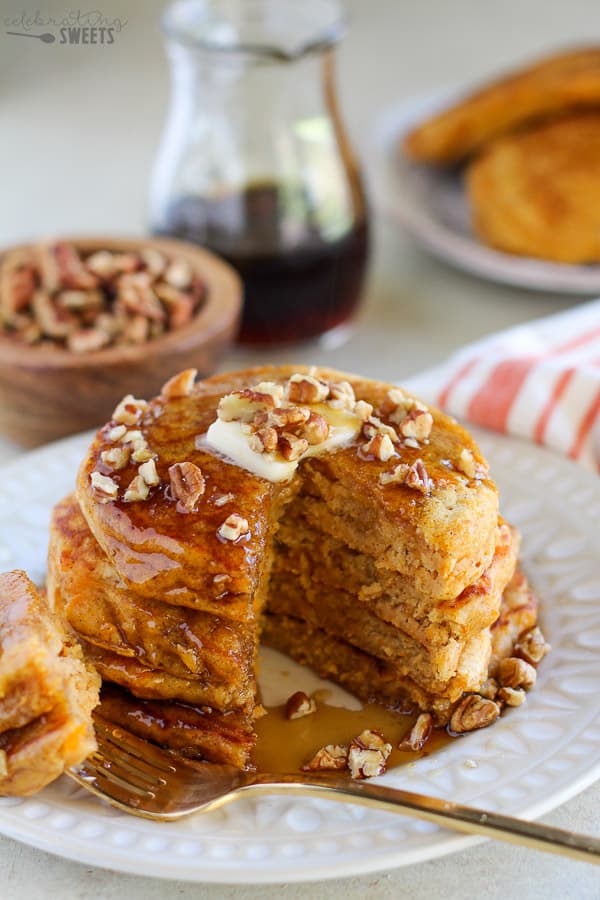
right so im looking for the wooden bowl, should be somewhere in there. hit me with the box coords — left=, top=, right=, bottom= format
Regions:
left=0, top=236, right=242, bottom=447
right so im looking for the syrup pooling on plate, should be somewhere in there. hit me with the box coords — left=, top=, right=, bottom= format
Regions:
left=254, top=699, right=452, bottom=774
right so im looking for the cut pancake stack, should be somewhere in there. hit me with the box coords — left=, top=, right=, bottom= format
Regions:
left=46, top=366, right=536, bottom=769
left=0, top=571, right=100, bottom=796
left=48, top=496, right=258, bottom=768
left=266, top=517, right=518, bottom=722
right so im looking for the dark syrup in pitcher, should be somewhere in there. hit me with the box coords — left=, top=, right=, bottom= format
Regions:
left=154, top=182, right=369, bottom=344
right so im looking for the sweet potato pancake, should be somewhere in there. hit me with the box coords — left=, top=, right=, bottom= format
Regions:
left=403, top=45, right=600, bottom=165
left=466, top=111, right=600, bottom=263
left=43, top=365, right=522, bottom=769
left=0, top=571, right=100, bottom=796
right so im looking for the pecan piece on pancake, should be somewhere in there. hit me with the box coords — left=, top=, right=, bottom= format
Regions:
left=169, top=461, right=205, bottom=511
left=217, top=513, right=249, bottom=542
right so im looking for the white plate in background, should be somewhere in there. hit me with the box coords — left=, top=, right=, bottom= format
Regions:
left=373, top=91, right=600, bottom=294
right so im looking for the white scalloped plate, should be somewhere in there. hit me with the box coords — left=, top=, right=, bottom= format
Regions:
left=0, top=430, right=599, bottom=883
left=373, top=91, right=600, bottom=294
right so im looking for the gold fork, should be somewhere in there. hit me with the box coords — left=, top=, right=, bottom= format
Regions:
left=67, top=714, right=600, bottom=865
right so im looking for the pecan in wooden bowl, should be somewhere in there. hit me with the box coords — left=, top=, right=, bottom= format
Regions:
left=0, top=236, right=242, bottom=446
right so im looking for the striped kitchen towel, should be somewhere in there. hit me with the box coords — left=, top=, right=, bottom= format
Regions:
left=405, top=300, right=600, bottom=472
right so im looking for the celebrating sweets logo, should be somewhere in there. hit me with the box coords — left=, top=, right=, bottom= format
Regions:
left=4, top=9, right=127, bottom=44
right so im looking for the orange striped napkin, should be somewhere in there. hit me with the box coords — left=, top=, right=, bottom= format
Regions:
left=405, top=302, right=600, bottom=471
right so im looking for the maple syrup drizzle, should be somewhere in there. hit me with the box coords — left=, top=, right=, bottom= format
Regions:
left=254, top=696, right=452, bottom=773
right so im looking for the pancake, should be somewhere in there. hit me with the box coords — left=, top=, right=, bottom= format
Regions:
left=403, top=45, right=600, bottom=165
left=466, top=111, right=600, bottom=262
left=43, top=365, right=538, bottom=766
left=0, top=571, right=100, bottom=796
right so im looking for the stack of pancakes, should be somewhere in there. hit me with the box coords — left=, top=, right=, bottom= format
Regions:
left=47, top=366, right=535, bottom=769
left=403, top=46, right=600, bottom=263
left=0, top=571, right=99, bottom=795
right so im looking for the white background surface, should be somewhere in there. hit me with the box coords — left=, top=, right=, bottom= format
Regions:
left=0, top=0, right=599, bottom=896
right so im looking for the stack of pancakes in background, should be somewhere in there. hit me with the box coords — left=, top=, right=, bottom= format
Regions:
left=403, top=46, right=600, bottom=263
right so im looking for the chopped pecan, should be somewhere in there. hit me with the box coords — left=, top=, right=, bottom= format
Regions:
left=497, top=686, right=526, bottom=707
left=118, top=273, right=165, bottom=321
left=278, top=432, right=309, bottom=461
left=213, top=492, right=234, bottom=507
left=169, top=461, right=205, bottom=511
left=285, top=691, right=317, bottom=720
left=32, top=291, right=77, bottom=338
left=286, top=373, right=329, bottom=404
left=121, top=314, right=150, bottom=345
left=122, top=429, right=143, bottom=444
left=380, top=389, right=428, bottom=424
left=154, top=283, right=196, bottom=328
left=405, top=459, right=432, bottom=493
left=362, top=416, right=399, bottom=443
left=478, top=677, right=499, bottom=700
left=302, top=744, right=348, bottom=771
left=398, top=408, right=433, bottom=441
left=380, top=459, right=431, bottom=493
left=363, top=432, right=395, bottom=461
left=0, top=254, right=36, bottom=320
left=449, top=695, right=500, bottom=734
left=514, top=627, right=551, bottom=666
left=269, top=406, right=311, bottom=429
left=131, top=443, right=154, bottom=463
left=498, top=657, right=537, bottom=690
left=58, top=289, right=103, bottom=310
left=398, top=713, right=433, bottom=751
left=40, top=242, right=99, bottom=291
left=85, top=250, right=118, bottom=279
left=249, top=426, right=279, bottom=454
left=218, top=389, right=276, bottom=422
left=353, top=400, right=374, bottom=421
left=161, top=368, right=197, bottom=399
left=107, top=424, right=127, bottom=442
left=19, top=319, right=42, bottom=344
left=67, top=327, right=110, bottom=353
left=111, top=253, right=141, bottom=274
left=253, top=381, right=285, bottom=405
left=90, top=471, right=118, bottom=503
left=139, top=458, right=160, bottom=486
left=95, top=311, right=126, bottom=340
left=168, top=292, right=195, bottom=329
left=379, top=387, right=410, bottom=417
left=379, top=463, right=410, bottom=486
left=123, top=474, right=150, bottom=503
left=140, top=247, right=167, bottom=278
left=456, top=447, right=488, bottom=479
left=217, top=513, right=250, bottom=542
left=164, top=258, right=193, bottom=290
left=348, top=729, right=392, bottom=779
left=112, top=394, right=148, bottom=426
left=100, top=446, right=130, bottom=471
left=328, top=380, right=356, bottom=409
left=301, top=412, right=330, bottom=445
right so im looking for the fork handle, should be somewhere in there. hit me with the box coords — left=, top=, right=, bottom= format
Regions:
left=247, top=774, right=600, bottom=865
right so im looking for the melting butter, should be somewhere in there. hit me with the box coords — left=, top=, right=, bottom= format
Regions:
left=205, top=404, right=361, bottom=483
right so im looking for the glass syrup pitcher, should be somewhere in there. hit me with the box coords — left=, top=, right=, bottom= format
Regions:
left=150, top=0, right=369, bottom=345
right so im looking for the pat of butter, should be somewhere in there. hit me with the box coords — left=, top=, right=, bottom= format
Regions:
left=205, top=406, right=361, bottom=483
